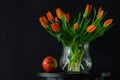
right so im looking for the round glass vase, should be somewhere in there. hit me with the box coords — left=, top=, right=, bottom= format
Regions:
left=60, top=43, right=92, bottom=73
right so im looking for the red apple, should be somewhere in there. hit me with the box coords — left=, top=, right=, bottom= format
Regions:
left=42, top=56, right=58, bottom=73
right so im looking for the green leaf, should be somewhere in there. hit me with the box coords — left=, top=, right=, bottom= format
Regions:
left=79, top=18, right=91, bottom=36
left=92, top=8, right=97, bottom=23
left=97, top=23, right=115, bottom=38
left=47, top=30, right=57, bottom=38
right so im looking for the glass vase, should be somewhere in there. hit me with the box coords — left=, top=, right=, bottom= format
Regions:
left=60, top=43, right=92, bottom=73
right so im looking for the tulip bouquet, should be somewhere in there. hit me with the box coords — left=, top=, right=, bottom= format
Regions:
left=39, top=4, right=113, bottom=46
left=39, top=4, right=114, bottom=72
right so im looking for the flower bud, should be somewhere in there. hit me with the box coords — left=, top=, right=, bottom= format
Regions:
left=47, top=11, right=54, bottom=22
left=74, top=22, right=78, bottom=31
left=39, top=16, right=48, bottom=23
left=56, top=8, right=64, bottom=19
left=40, top=21, right=48, bottom=29
left=103, top=19, right=113, bottom=27
left=86, top=24, right=96, bottom=32
left=83, top=4, right=92, bottom=18
left=55, top=17, right=59, bottom=22
left=96, top=7, right=104, bottom=19
left=51, top=23, right=60, bottom=32
left=64, top=13, right=70, bottom=22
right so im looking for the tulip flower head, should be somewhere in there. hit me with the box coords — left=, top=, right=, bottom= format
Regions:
left=47, top=11, right=54, bottom=22
left=51, top=23, right=60, bottom=32
left=83, top=4, right=92, bottom=18
left=103, top=19, right=113, bottom=27
left=64, top=13, right=70, bottom=22
left=74, top=22, right=78, bottom=31
left=86, top=24, right=96, bottom=33
left=96, top=7, right=104, bottom=19
left=56, top=8, right=64, bottom=19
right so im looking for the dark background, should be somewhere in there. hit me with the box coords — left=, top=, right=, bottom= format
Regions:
left=0, top=0, right=119, bottom=80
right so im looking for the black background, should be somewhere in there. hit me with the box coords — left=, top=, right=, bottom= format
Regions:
left=0, top=0, right=119, bottom=80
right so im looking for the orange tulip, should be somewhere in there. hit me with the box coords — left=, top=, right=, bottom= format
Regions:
left=64, top=13, right=70, bottom=22
left=55, top=17, right=59, bottom=22
left=103, top=19, right=113, bottom=27
left=96, top=7, right=104, bottom=19
left=83, top=4, right=92, bottom=18
left=56, top=8, right=64, bottom=19
left=51, top=23, right=60, bottom=32
left=74, top=22, right=78, bottom=31
left=39, top=16, right=48, bottom=23
left=47, top=11, right=54, bottom=22
left=40, top=21, right=48, bottom=29
left=86, top=24, right=96, bottom=32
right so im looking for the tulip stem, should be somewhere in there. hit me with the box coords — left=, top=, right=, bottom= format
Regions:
left=62, top=60, right=69, bottom=70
